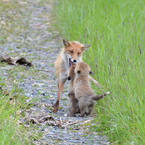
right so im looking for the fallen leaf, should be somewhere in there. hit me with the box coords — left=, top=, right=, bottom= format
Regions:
left=0, top=56, right=15, bottom=65
left=16, top=57, right=33, bottom=67
left=0, top=55, right=33, bottom=67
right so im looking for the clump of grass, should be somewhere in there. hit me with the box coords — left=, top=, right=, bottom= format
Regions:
left=53, top=0, right=145, bottom=144
left=0, top=77, right=30, bottom=144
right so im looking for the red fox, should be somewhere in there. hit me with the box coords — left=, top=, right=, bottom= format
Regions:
left=53, top=39, right=102, bottom=113
left=71, top=62, right=110, bottom=117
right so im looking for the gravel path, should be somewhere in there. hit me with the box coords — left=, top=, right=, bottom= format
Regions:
left=0, top=0, right=109, bottom=144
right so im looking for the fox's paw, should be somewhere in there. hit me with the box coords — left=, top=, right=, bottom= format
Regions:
left=52, top=101, right=59, bottom=113
left=52, top=107, right=58, bottom=113
left=67, top=113, right=76, bottom=117
left=52, top=106, right=59, bottom=113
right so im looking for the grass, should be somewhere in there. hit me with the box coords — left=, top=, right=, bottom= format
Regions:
left=0, top=1, right=46, bottom=144
left=53, top=0, right=145, bottom=144
left=0, top=76, right=31, bottom=145
left=0, top=64, right=43, bottom=144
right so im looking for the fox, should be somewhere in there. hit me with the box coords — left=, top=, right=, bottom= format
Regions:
left=68, top=63, right=94, bottom=117
left=53, top=39, right=102, bottom=113
left=70, top=62, right=110, bottom=117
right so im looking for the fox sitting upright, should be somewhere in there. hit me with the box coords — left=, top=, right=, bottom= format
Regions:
left=71, top=62, right=110, bottom=117
left=53, top=39, right=102, bottom=113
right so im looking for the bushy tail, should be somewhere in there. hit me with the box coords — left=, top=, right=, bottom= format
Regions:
left=91, top=92, right=110, bottom=101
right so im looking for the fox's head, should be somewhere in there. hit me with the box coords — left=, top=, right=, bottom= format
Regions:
left=63, top=39, right=91, bottom=67
left=75, top=62, right=93, bottom=77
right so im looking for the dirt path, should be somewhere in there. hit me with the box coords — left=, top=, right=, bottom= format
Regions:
left=0, top=0, right=109, bottom=144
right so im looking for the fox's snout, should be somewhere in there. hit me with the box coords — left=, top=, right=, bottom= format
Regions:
left=73, top=59, right=77, bottom=63
left=70, top=59, right=78, bottom=64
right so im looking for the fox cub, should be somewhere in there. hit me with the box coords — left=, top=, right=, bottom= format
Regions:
left=68, top=64, right=79, bottom=117
left=68, top=62, right=110, bottom=117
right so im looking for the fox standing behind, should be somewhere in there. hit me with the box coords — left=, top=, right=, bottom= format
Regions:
left=69, top=62, right=110, bottom=117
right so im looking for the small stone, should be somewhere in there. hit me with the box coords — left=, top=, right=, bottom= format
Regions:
left=32, top=92, right=37, bottom=95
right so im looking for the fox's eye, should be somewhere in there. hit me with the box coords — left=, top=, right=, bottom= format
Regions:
left=78, top=52, right=80, bottom=55
left=70, top=51, right=73, bottom=53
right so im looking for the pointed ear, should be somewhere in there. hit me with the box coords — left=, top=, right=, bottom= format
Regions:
left=81, top=44, right=91, bottom=51
left=63, top=39, right=70, bottom=47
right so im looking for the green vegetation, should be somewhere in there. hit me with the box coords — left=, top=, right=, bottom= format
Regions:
left=0, top=76, right=30, bottom=145
left=53, top=0, right=145, bottom=144
left=0, top=1, right=42, bottom=144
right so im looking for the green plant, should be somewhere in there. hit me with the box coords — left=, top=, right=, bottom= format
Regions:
left=53, top=0, right=145, bottom=144
left=0, top=77, right=30, bottom=144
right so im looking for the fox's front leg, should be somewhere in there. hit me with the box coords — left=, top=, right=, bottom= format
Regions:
left=52, top=72, right=67, bottom=113
left=89, top=76, right=102, bottom=88
left=52, top=81, right=65, bottom=112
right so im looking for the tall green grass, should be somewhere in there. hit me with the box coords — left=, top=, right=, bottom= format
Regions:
left=0, top=77, right=31, bottom=145
left=53, top=0, right=145, bottom=144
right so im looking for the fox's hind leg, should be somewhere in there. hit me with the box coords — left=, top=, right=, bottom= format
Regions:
left=79, top=103, right=86, bottom=117
left=68, top=94, right=77, bottom=117
left=80, top=107, right=86, bottom=117
left=86, top=102, right=94, bottom=116
left=68, top=92, right=79, bottom=117
left=89, top=76, right=102, bottom=88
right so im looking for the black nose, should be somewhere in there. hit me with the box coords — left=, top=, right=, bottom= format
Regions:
left=73, top=59, right=76, bottom=62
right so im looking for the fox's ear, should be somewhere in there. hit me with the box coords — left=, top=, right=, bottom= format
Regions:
left=81, top=44, right=91, bottom=51
left=63, top=39, right=70, bottom=47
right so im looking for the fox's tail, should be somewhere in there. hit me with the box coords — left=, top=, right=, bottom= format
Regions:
left=91, top=92, right=110, bottom=101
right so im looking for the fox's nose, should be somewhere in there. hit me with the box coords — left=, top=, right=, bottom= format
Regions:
left=73, top=59, right=76, bottom=63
